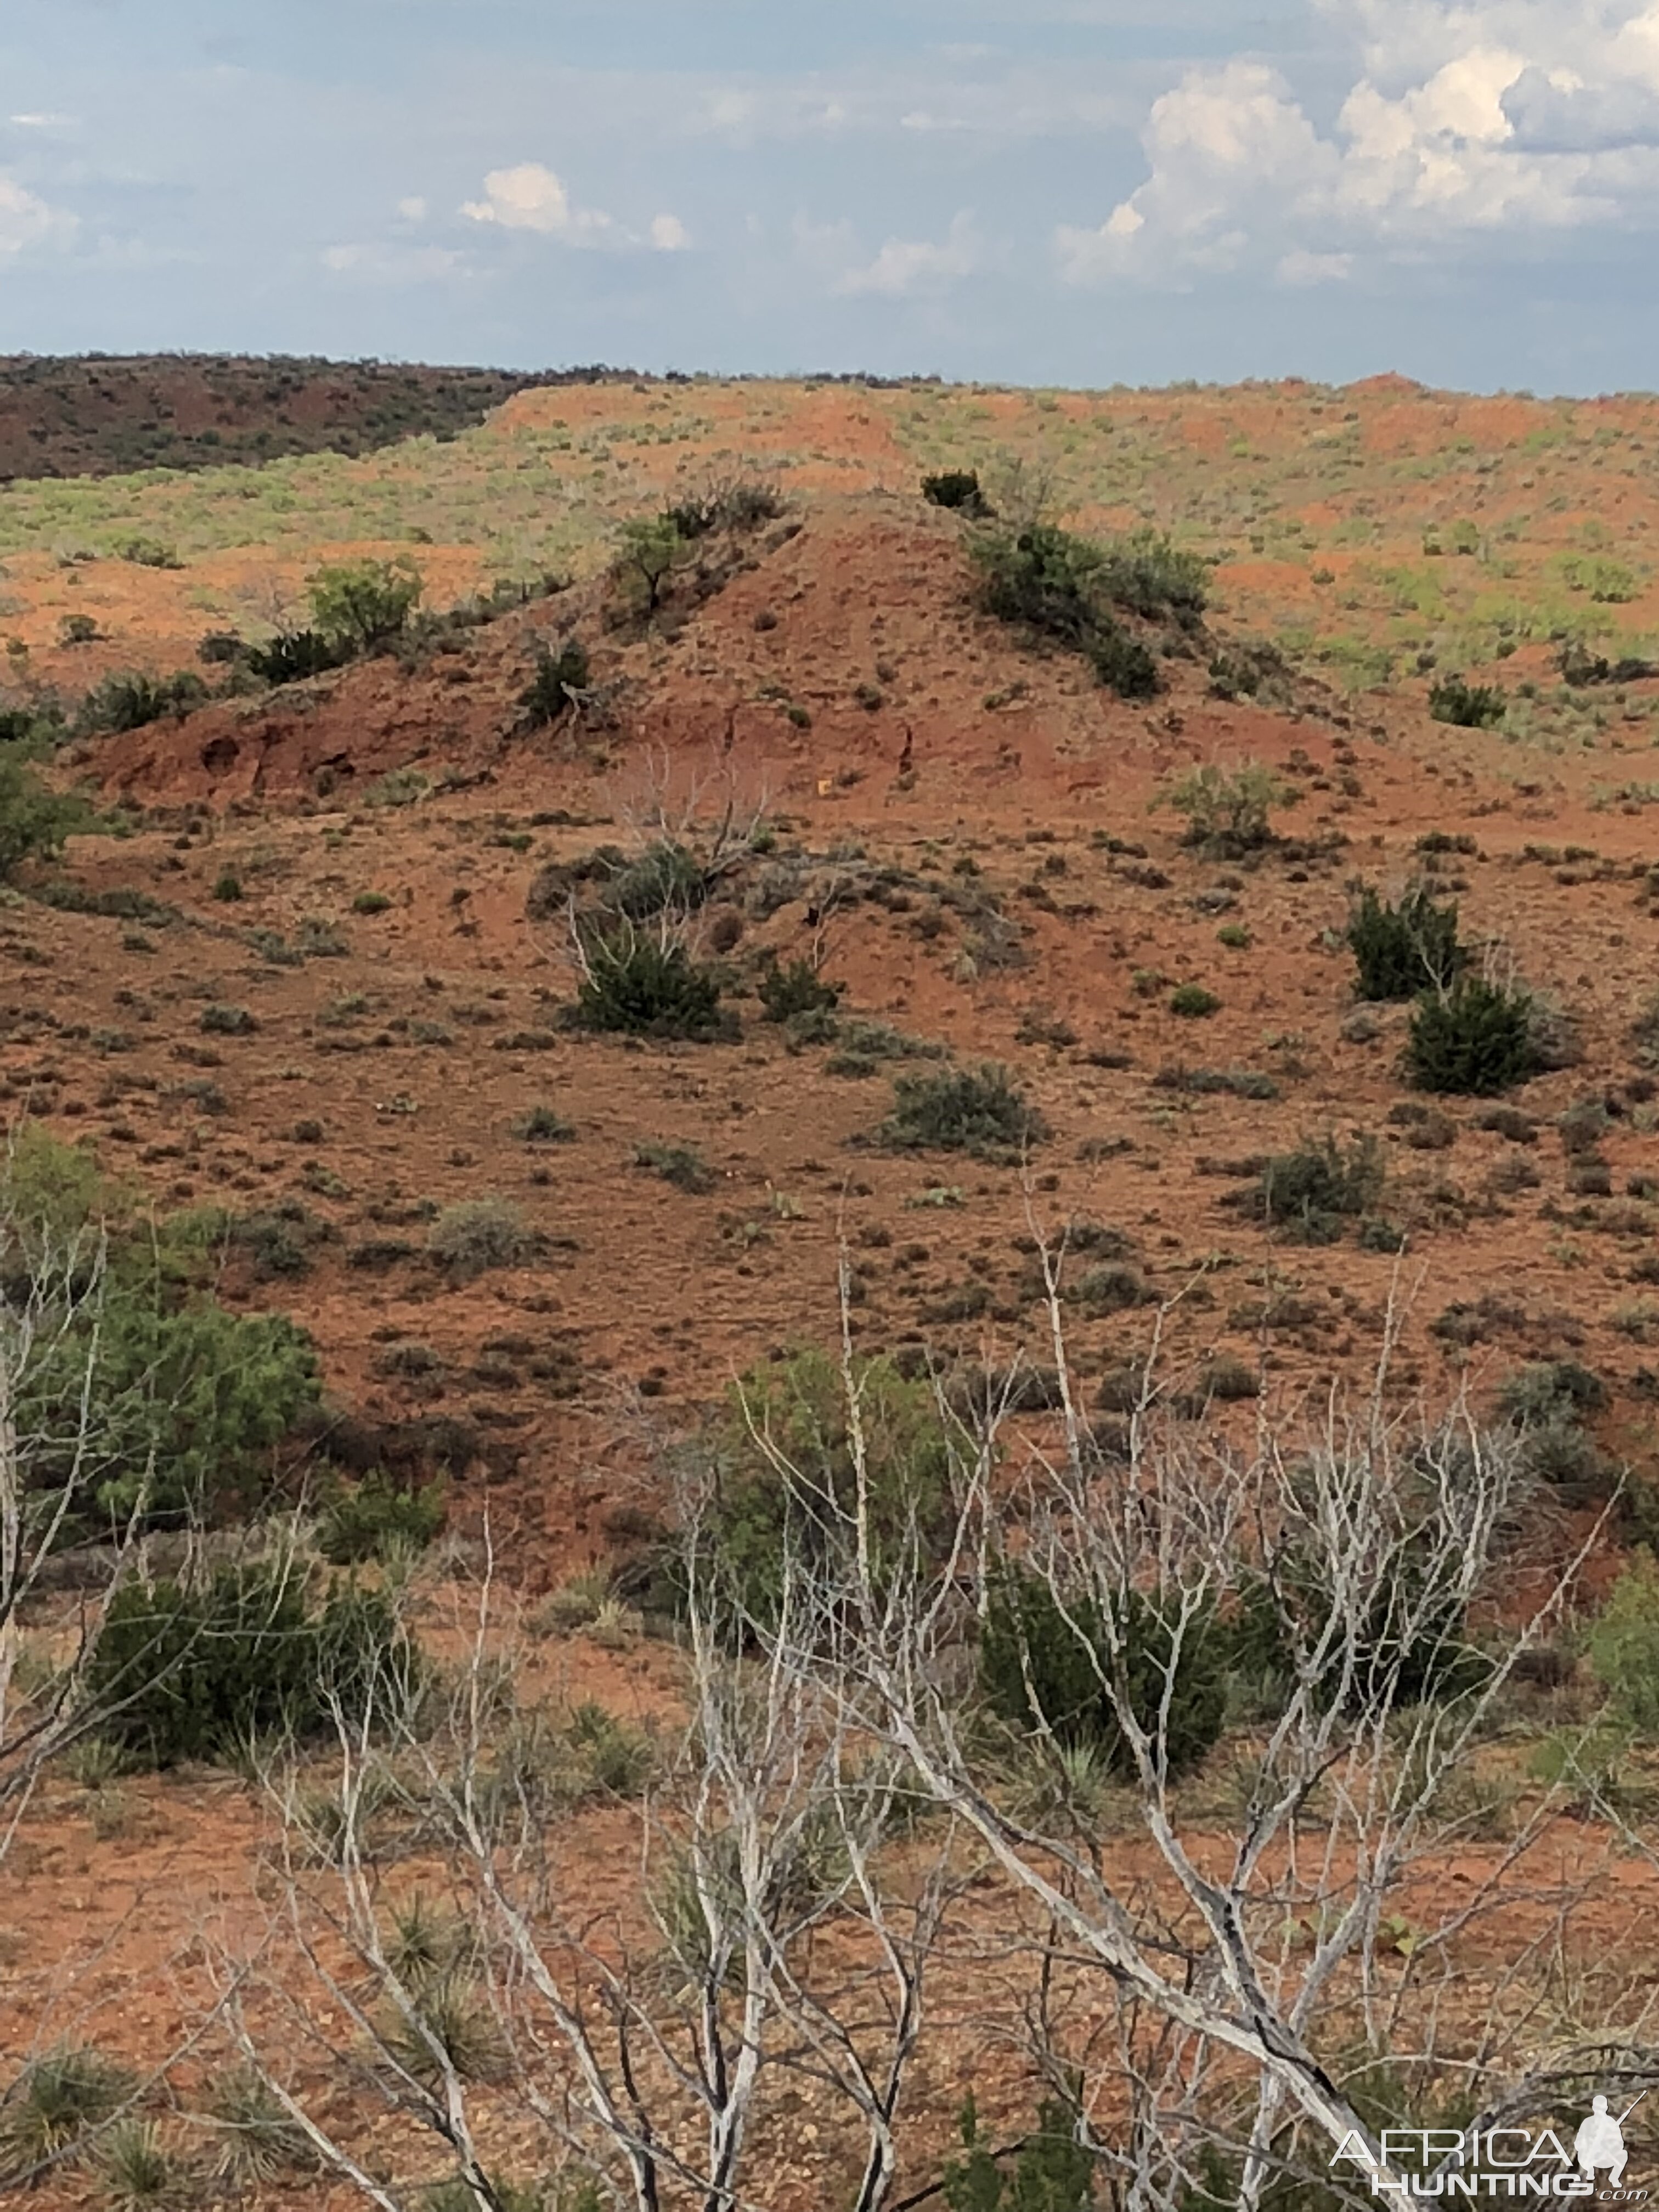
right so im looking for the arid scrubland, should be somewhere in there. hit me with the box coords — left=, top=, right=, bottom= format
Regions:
left=4, top=363, right=1659, bottom=2212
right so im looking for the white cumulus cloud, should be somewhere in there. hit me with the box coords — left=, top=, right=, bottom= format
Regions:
left=1058, top=61, right=1339, bottom=283
left=461, top=162, right=686, bottom=253
left=461, top=162, right=617, bottom=244
left=1059, top=2, right=1659, bottom=287
left=0, top=173, right=75, bottom=256
left=836, top=211, right=984, bottom=296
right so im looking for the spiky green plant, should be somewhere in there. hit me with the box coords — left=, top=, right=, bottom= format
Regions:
left=0, top=2044, right=133, bottom=2181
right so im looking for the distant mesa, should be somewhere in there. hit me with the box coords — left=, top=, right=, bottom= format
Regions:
left=0, top=354, right=648, bottom=483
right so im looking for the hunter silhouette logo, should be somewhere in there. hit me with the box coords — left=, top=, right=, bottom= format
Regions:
left=1576, top=2095, right=1644, bottom=2193
left=1333, top=2092, right=1650, bottom=2199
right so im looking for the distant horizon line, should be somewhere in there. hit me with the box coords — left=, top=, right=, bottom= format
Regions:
left=2, top=353, right=1658, bottom=407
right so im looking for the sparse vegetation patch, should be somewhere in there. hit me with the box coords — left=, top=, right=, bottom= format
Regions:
left=877, top=1064, right=1048, bottom=1159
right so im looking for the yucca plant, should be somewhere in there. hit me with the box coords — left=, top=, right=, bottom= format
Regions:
left=200, top=2067, right=318, bottom=2190
left=0, top=2044, right=133, bottom=2181
left=94, top=2118, right=194, bottom=2210
left=386, top=1893, right=479, bottom=1988
left=1006, top=1737, right=1115, bottom=1832
left=379, top=1974, right=510, bottom=2087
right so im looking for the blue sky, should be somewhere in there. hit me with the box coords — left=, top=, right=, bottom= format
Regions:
left=3, top=0, right=1659, bottom=392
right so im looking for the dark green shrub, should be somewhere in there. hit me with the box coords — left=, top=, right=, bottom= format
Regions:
left=1207, top=640, right=1294, bottom=704
left=634, top=1141, right=714, bottom=1193
left=85, top=1565, right=417, bottom=1769
left=22, top=1297, right=321, bottom=1527
left=701, top=1346, right=955, bottom=1630
left=1586, top=1555, right=1659, bottom=1736
left=1094, top=531, right=1210, bottom=627
left=757, top=956, right=843, bottom=1023
left=973, top=525, right=1102, bottom=649
left=1088, top=625, right=1158, bottom=700
left=878, top=1063, right=1048, bottom=1158
left=0, top=1125, right=125, bottom=1266
left=980, top=1566, right=1227, bottom=1779
left=1247, top=1134, right=1384, bottom=1244
left=1169, top=983, right=1220, bottom=1019
left=307, top=556, right=422, bottom=652
left=612, top=517, right=684, bottom=614
left=944, top=2094, right=1095, bottom=2212
left=353, top=889, right=392, bottom=914
left=245, top=629, right=350, bottom=684
left=1559, top=641, right=1658, bottom=687
left=200, top=1003, right=256, bottom=1035
left=1498, top=1361, right=1613, bottom=1499
left=0, top=706, right=47, bottom=744
left=1235, top=1541, right=1490, bottom=1716
left=0, top=744, right=89, bottom=879
left=572, top=933, right=727, bottom=1041
left=1407, top=980, right=1538, bottom=1095
left=1499, top=1359, right=1608, bottom=1425
left=422, top=2175, right=556, bottom=2212
left=77, top=670, right=208, bottom=735
left=1518, top=1417, right=1615, bottom=1495
left=607, top=840, right=709, bottom=922
left=1071, top=1263, right=1153, bottom=1315
left=1347, top=885, right=1465, bottom=1001
left=428, top=1198, right=535, bottom=1280
left=215, top=1206, right=316, bottom=1280
left=1429, top=676, right=1505, bottom=729
left=520, top=637, right=590, bottom=726
left=118, top=537, right=183, bottom=570
left=972, top=524, right=1188, bottom=702
left=34, top=881, right=174, bottom=926
left=1357, top=1216, right=1407, bottom=1253
left=514, top=1105, right=575, bottom=1144
left=977, top=522, right=1208, bottom=639
left=317, top=1472, right=447, bottom=1565
left=1153, top=1064, right=1279, bottom=1100
left=312, top=1580, right=422, bottom=1724
left=1198, top=1354, right=1260, bottom=1403
left=212, top=871, right=242, bottom=902
left=664, top=476, right=785, bottom=538
left=921, top=469, right=991, bottom=516
left=1157, top=763, right=1288, bottom=855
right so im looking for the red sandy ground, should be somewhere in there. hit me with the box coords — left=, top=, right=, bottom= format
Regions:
left=4, top=377, right=1659, bottom=2208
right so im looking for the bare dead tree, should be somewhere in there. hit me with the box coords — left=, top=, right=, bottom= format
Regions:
left=221, top=1514, right=959, bottom=2212
left=0, top=1199, right=134, bottom=1853
left=199, top=1231, right=1658, bottom=2212
left=609, top=743, right=771, bottom=882
left=562, top=888, right=692, bottom=984
left=730, top=1234, right=1635, bottom=2210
